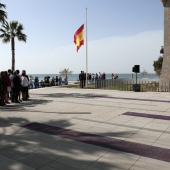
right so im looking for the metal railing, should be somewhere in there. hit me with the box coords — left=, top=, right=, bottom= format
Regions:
left=85, top=79, right=170, bottom=92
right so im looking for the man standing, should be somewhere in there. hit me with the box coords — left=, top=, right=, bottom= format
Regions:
left=11, top=71, right=21, bottom=103
left=79, top=71, right=83, bottom=88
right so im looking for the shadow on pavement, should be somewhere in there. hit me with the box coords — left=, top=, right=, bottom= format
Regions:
left=0, top=99, right=53, bottom=112
left=0, top=117, right=136, bottom=170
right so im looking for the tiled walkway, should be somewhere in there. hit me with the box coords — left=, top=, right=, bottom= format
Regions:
left=1, top=87, right=170, bottom=170
left=22, top=122, right=170, bottom=163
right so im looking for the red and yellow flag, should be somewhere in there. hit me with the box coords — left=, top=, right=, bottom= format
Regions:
left=74, top=24, right=84, bottom=52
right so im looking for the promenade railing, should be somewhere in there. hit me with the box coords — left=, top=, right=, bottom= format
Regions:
left=86, top=79, right=170, bottom=92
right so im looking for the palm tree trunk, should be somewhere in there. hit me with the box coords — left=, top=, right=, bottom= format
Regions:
left=11, top=37, right=15, bottom=71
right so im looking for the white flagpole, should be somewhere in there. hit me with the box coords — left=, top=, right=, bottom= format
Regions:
left=86, top=7, right=88, bottom=88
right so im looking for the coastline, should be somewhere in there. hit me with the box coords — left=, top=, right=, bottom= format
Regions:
left=28, top=73, right=160, bottom=82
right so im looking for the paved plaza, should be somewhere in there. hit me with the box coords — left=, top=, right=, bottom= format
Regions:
left=1, top=87, right=170, bottom=170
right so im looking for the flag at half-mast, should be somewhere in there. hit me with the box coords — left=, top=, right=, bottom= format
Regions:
left=74, top=24, right=84, bottom=52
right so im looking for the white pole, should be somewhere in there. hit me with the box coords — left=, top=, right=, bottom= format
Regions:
left=86, top=7, right=88, bottom=88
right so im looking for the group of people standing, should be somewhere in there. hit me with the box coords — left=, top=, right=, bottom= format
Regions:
left=0, top=69, right=29, bottom=106
left=79, top=71, right=107, bottom=88
left=79, top=71, right=119, bottom=88
left=111, top=73, right=118, bottom=79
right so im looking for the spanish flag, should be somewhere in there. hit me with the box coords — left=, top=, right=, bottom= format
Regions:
left=74, top=24, right=84, bottom=52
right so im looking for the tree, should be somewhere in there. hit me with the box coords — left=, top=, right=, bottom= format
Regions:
left=160, top=46, right=164, bottom=54
left=141, top=68, right=148, bottom=78
left=153, top=46, right=164, bottom=76
left=59, top=68, right=73, bottom=79
left=0, top=21, right=27, bottom=71
left=153, top=56, right=163, bottom=76
left=0, top=3, right=7, bottom=24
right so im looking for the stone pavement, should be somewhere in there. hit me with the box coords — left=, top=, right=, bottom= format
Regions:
left=1, top=87, right=170, bottom=170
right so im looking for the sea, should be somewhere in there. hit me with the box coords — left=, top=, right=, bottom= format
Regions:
left=28, top=73, right=160, bottom=82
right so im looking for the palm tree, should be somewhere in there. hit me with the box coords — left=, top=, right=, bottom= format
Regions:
left=0, top=21, right=27, bottom=71
left=0, top=3, right=7, bottom=24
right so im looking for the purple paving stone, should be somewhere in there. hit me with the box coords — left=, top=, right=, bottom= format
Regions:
left=22, top=122, right=65, bottom=134
left=92, top=95, right=170, bottom=103
left=123, top=112, right=170, bottom=120
left=21, top=122, right=170, bottom=163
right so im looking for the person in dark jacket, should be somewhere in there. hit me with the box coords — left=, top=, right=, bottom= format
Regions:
left=82, top=71, right=86, bottom=88
left=11, top=71, right=21, bottom=103
left=56, top=76, right=59, bottom=86
left=79, top=71, right=83, bottom=88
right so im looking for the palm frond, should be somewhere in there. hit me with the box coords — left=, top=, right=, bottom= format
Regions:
left=17, top=33, right=27, bottom=42
left=10, top=21, right=18, bottom=31
left=17, top=24, right=24, bottom=31
left=2, top=34, right=10, bottom=43
left=0, top=3, right=6, bottom=9
left=0, top=24, right=11, bottom=43
left=0, top=3, right=7, bottom=23
left=2, top=21, right=9, bottom=31
left=0, top=28, right=6, bottom=33
left=0, top=34, right=5, bottom=38
left=0, top=10, right=7, bottom=23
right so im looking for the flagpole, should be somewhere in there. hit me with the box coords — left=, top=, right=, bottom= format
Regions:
left=86, top=7, right=88, bottom=88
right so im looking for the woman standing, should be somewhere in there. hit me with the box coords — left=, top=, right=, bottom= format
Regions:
left=21, top=70, right=29, bottom=101
left=4, top=71, right=11, bottom=104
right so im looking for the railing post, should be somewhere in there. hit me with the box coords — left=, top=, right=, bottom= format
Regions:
left=141, top=81, right=143, bottom=92
left=126, top=81, right=128, bottom=91
left=165, top=81, right=167, bottom=92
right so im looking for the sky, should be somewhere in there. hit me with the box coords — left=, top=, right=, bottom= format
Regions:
left=0, top=0, right=164, bottom=74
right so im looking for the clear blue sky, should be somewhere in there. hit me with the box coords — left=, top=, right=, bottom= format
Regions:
left=0, top=0, right=164, bottom=74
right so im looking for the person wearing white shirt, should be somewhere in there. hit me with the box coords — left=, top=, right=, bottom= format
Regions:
left=21, top=70, right=29, bottom=100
